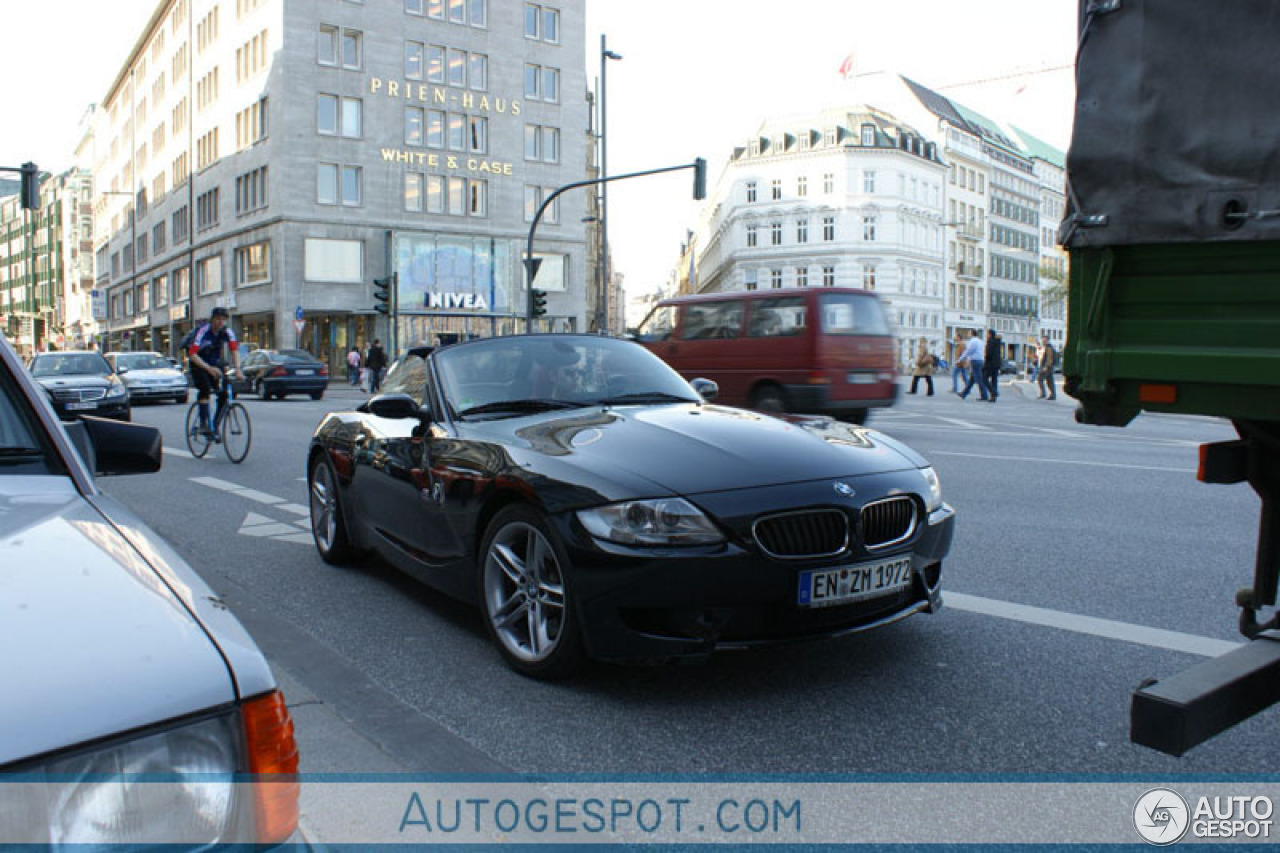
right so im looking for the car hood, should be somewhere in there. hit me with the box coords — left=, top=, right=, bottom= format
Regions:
left=33, top=374, right=113, bottom=389
left=501, top=403, right=920, bottom=496
left=0, top=477, right=235, bottom=766
left=122, top=368, right=184, bottom=382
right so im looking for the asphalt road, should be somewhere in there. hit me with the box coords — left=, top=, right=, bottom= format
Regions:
left=99, top=377, right=1278, bottom=780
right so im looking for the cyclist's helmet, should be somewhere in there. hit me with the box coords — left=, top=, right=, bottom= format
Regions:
left=210, top=306, right=229, bottom=319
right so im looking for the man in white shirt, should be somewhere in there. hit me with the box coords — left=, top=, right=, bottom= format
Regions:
left=957, top=331, right=990, bottom=401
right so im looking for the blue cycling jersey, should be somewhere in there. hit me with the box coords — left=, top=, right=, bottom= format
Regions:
left=188, top=323, right=239, bottom=367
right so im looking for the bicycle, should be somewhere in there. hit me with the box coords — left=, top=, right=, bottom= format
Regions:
left=185, top=370, right=252, bottom=463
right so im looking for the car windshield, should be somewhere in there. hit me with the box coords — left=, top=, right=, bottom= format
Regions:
left=30, top=353, right=113, bottom=377
left=436, top=335, right=700, bottom=418
left=115, top=353, right=171, bottom=371
left=277, top=349, right=314, bottom=362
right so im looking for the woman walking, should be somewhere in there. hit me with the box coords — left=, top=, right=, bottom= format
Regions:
left=908, top=339, right=935, bottom=396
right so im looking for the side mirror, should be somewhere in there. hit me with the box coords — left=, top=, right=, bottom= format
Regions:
left=690, top=378, right=719, bottom=401
left=116, top=366, right=129, bottom=375
left=368, top=393, right=430, bottom=423
left=71, top=415, right=163, bottom=476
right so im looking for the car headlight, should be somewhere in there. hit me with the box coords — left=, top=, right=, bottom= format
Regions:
left=0, top=693, right=298, bottom=847
left=577, top=498, right=725, bottom=546
left=920, top=466, right=943, bottom=512
left=106, top=380, right=128, bottom=398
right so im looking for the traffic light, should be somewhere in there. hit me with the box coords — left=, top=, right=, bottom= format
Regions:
left=530, top=288, right=548, bottom=318
left=373, top=273, right=394, bottom=315
left=19, top=162, right=40, bottom=210
left=692, top=157, right=707, bottom=201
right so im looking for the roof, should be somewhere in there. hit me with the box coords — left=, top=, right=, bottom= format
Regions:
left=1009, top=125, right=1066, bottom=168
left=899, top=75, right=1054, bottom=164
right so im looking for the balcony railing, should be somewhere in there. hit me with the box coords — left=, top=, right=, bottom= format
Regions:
left=955, top=262, right=984, bottom=279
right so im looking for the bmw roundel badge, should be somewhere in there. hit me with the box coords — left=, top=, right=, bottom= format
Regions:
left=833, top=482, right=855, bottom=498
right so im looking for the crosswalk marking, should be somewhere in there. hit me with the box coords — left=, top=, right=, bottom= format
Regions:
left=932, top=416, right=992, bottom=431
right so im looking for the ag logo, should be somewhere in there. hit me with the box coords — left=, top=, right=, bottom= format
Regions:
left=1134, top=788, right=1189, bottom=845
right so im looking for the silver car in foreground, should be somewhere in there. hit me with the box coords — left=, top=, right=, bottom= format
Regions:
left=0, top=332, right=299, bottom=847
left=108, top=350, right=190, bottom=404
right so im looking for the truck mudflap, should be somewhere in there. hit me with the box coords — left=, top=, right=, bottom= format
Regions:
left=1131, top=420, right=1280, bottom=754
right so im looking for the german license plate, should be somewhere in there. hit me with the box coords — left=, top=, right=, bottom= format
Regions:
left=295, top=369, right=314, bottom=375
left=798, top=556, right=912, bottom=608
left=66, top=401, right=96, bottom=411
left=847, top=372, right=875, bottom=384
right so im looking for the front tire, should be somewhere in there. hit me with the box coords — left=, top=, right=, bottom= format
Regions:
left=479, top=505, right=584, bottom=679
left=309, top=455, right=355, bottom=565
left=257, top=379, right=271, bottom=400
left=310, top=391, right=324, bottom=401
left=749, top=383, right=787, bottom=414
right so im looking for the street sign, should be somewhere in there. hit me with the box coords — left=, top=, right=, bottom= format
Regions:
left=90, top=289, right=106, bottom=321
left=295, top=306, right=304, bottom=322
left=294, top=319, right=306, bottom=334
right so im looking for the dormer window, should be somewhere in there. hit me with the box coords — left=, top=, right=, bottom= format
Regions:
left=861, top=123, right=876, bottom=146
left=823, top=128, right=837, bottom=146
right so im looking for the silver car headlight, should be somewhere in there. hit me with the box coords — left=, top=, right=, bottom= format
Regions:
left=578, top=498, right=725, bottom=546
left=0, top=693, right=298, bottom=847
left=106, top=380, right=128, bottom=398
left=920, top=466, right=943, bottom=512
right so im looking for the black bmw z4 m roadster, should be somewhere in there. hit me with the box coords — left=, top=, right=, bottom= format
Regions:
left=307, top=334, right=954, bottom=678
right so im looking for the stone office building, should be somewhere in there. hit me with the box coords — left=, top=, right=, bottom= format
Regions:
left=93, top=0, right=589, bottom=374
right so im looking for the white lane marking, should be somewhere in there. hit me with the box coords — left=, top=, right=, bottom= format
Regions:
left=930, top=450, right=1195, bottom=473
left=165, top=445, right=194, bottom=459
left=278, top=502, right=310, bottom=516
left=191, top=476, right=244, bottom=491
left=276, top=532, right=315, bottom=545
left=946, top=592, right=1242, bottom=658
left=1027, top=427, right=1086, bottom=439
left=238, top=513, right=302, bottom=538
left=932, top=416, right=992, bottom=430
left=234, top=487, right=285, bottom=505
left=292, top=519, right=311, bottom=529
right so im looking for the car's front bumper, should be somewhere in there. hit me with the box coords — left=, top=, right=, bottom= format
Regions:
left=264, top=377, right=328, bottom=396
left=125, top=384, right=188, bottom=401
left=556, top=498, right=955, bottom=663
left=51, top=398, right=131, bottom=420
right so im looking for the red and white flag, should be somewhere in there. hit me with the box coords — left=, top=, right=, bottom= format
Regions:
left=838, top=53, right=856, bottom=79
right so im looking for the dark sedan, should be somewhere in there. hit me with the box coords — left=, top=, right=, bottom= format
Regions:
left=237, top=348, right=328, bottom=400
left=28, top=351, right=131, bottom=421
left=307, top=334, right=954, bottom=678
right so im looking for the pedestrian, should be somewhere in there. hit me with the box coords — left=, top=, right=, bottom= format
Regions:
left=346, top=346, right=361, bottom=386
left=1037, top=334, right=1058, bottom=400
left=982, top=330, right=1003, bottom=403
left=957, top=330, right=990, bottom=401
left=950, top=333, right=969, bottom=394
left=908, top=339, right=935, bottom=396
left=365, top=338, right=387, bottom=394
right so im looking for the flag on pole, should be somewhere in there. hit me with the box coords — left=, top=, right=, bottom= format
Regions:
left=838, top=53, right=856, bottom=79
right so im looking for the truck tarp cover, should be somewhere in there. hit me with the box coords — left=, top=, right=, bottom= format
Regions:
left=1065, top=0, right=1280, bottom=248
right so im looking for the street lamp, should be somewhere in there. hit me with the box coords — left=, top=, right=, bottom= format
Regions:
left=598, top=36, right=623, bottom=334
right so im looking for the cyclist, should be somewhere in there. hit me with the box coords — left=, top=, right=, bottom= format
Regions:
left=188, top=307, right=242, bottom=439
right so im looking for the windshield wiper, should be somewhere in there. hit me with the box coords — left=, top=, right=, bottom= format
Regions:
left=457, top=399, right=589, bottom=418
left=596, top=392, right=699, bottom=406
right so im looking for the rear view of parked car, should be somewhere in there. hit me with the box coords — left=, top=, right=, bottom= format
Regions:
left=0, top=332, right=299, bottom=846
left=238, top=348, right=328, bottom=400
left=27, top=351, right=131, bottom=421
left=108, top=350, right=189, bottom=404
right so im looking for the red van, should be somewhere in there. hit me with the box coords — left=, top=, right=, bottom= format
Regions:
left=635, top=287, right=897, bottom=423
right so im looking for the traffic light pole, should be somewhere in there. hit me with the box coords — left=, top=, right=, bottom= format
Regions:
left=524, top=158, right=706, bottom=330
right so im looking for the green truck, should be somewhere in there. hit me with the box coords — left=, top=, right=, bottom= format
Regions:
left=1063, top=0, right=1280, bottom=754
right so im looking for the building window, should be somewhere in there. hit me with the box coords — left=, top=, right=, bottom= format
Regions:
left=447, top=48, right=466, bottom=87
left=235, top=97, right=268, bottom=150
left=525, top=3, right=559, bottom=41
left=823, top=173, right=834, bottom=194
left=469, top=116, right=487, bottom=153
left=427, top=45, right=445, bottom=82
left=525, top=124, right=560, bottom=162
left=152, top=222, right=166, bottom=254
left=863, top=170, right=876, bottom=193
left=524, top=186, right=559, bottom=223
left=196, top=188, right=220, bottom=231
left=318, top=25, right=337, bottom=65
left=862, top=265, right=876, bottom=289
left=744, top=269, right=757, bottom=291
left=861, top=124, right=875, bottom=146
left=155, top=274, right=168, bottom=308
left=469, top=53, right=488, bottom=90
left=341, top=166, right=361, bottom=206
left=304, top=238, right=363, bottom=283
left=468, top=179, right=487, bottom=216
left=770, top=269, right=783, bottom=289
left=448, top=113, right=465, bottom=150
left=745, top=181, right=757, bottom=203
left=525, top=64, right=559, bottom=102
left=172, top=207, right=189, bottom=243
left=174, top=267, right=190, bottom=300
left=797, top=176, right=807, bottom=197
left=342, top=29, right=361, bottom=69
left=823, top=216, right=835, bottom=241
left=745, top=224, right=757, bottom=247
left=136, top=234, right=149, bottom=264
left=405, top=107, right=424, bottom=146
left=234, top=242, right=271, bottom=286
left=405, top=40, right=423, bottom=78
left=197, top=254, right=223, bottom=295
left=318, top=95, right=361, bottom=137
left=796, top=267, right=808, bottom=287
left=137, top=282, right=149, bottom=312
left=862, top=215, right=876, bottom=241
left=426, top=175, right=445, bottom=213
left=822, top=266, right=835, bottom=287
left=770, top=222, right=782, bottom=245
left=196, top=128, right=219, bottom=170
left=318, top=163, right=338, bottom=205
left=427, top=110, right=445, bottom=147
left=770, top=179, right=781, bottom=201
left=468, top=0, right=486, bottom=26
left=404, top=173, right=424, bottom=211
left=235, top=166, right=268, bottom=215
